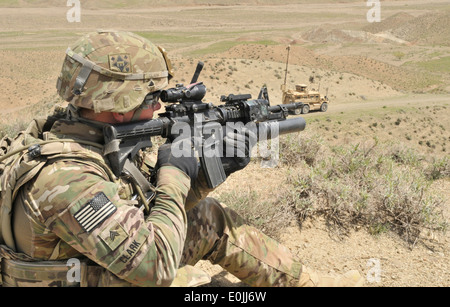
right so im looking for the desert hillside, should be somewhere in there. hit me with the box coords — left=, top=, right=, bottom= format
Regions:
left=0, top=0, right=449, bottom=287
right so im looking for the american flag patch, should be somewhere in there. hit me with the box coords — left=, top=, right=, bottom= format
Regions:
left=74, top=192, right=117, bottom=233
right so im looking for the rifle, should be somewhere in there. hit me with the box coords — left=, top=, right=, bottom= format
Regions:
left=103, top=61, right=306, bottom=189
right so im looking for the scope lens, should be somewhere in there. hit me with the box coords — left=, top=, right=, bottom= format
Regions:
left=160, top=90, right=170, bottom=102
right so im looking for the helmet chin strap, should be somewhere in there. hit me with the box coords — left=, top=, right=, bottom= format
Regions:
left=130, top=106, right=144, bottom=122
left=113, top=104, right=159, bottom=123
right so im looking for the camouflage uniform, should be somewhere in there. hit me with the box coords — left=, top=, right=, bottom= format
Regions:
left=1, top=31, right=362, bottom=287
left=2, top=118, right=302, bottom=287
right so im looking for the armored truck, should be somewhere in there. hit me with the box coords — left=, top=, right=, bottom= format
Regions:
left=281, top=84, right=329, bottom=115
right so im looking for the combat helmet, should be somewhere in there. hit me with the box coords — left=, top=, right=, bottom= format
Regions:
left=56, top=30, right=174, bottom=113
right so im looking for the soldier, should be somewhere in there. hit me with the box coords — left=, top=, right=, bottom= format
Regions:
left=0, top=31, right=363, bottom=287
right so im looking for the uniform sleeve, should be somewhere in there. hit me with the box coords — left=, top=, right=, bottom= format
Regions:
left=29, top=160, right=190, bottom=287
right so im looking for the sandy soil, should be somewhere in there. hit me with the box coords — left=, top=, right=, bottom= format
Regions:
left=0, top=1, right=449, bottom=287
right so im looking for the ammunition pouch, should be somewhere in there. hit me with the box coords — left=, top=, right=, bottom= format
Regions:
left=0, top=242, right=210, bottom=287
left=0, top=257, right=210, bottom=287
left=1, top=258, right=87, bottom=287
left=0, top=257, right=138, bottom=287
left=0, top=243, right=136, bottom=287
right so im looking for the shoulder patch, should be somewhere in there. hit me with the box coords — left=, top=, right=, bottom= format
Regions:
left=99, top=220, right=128, bottom=251
left=74, top=192, right=117, bottom=233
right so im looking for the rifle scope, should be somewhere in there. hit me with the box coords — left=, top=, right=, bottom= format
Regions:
left=160, top=83, right=206, bottom=103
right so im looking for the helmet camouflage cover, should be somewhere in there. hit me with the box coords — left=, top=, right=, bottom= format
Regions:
left=57, top=30, right=174, bottom=113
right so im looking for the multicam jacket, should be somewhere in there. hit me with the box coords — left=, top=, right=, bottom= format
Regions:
left=1, top=117, right=191, bottom=287
left=1, top=115, right=304, bottom=288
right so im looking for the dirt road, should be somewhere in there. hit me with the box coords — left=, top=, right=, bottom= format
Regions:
left=320, top=94, right=450, bottom=116
left=0, top=1, right=449, bottom=287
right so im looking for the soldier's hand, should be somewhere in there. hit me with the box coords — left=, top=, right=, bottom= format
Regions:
left=221, top=127, right=257, bottom=176
left=156, top=140, right=198, bottom=182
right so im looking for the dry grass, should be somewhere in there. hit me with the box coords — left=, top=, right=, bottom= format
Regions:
left=276, top=135, right=448, bottom=246
left=217, top=189, right=296, bottom=239
left=217, top=122, right=449, bottom=246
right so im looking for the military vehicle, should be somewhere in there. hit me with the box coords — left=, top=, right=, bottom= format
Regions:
left=281, top=83, right=330, bottom=115
left=281, top=45, right=330, bottom=115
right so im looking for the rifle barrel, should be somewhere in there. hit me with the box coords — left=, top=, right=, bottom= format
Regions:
left=258, top=117, right=306, bottom=139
